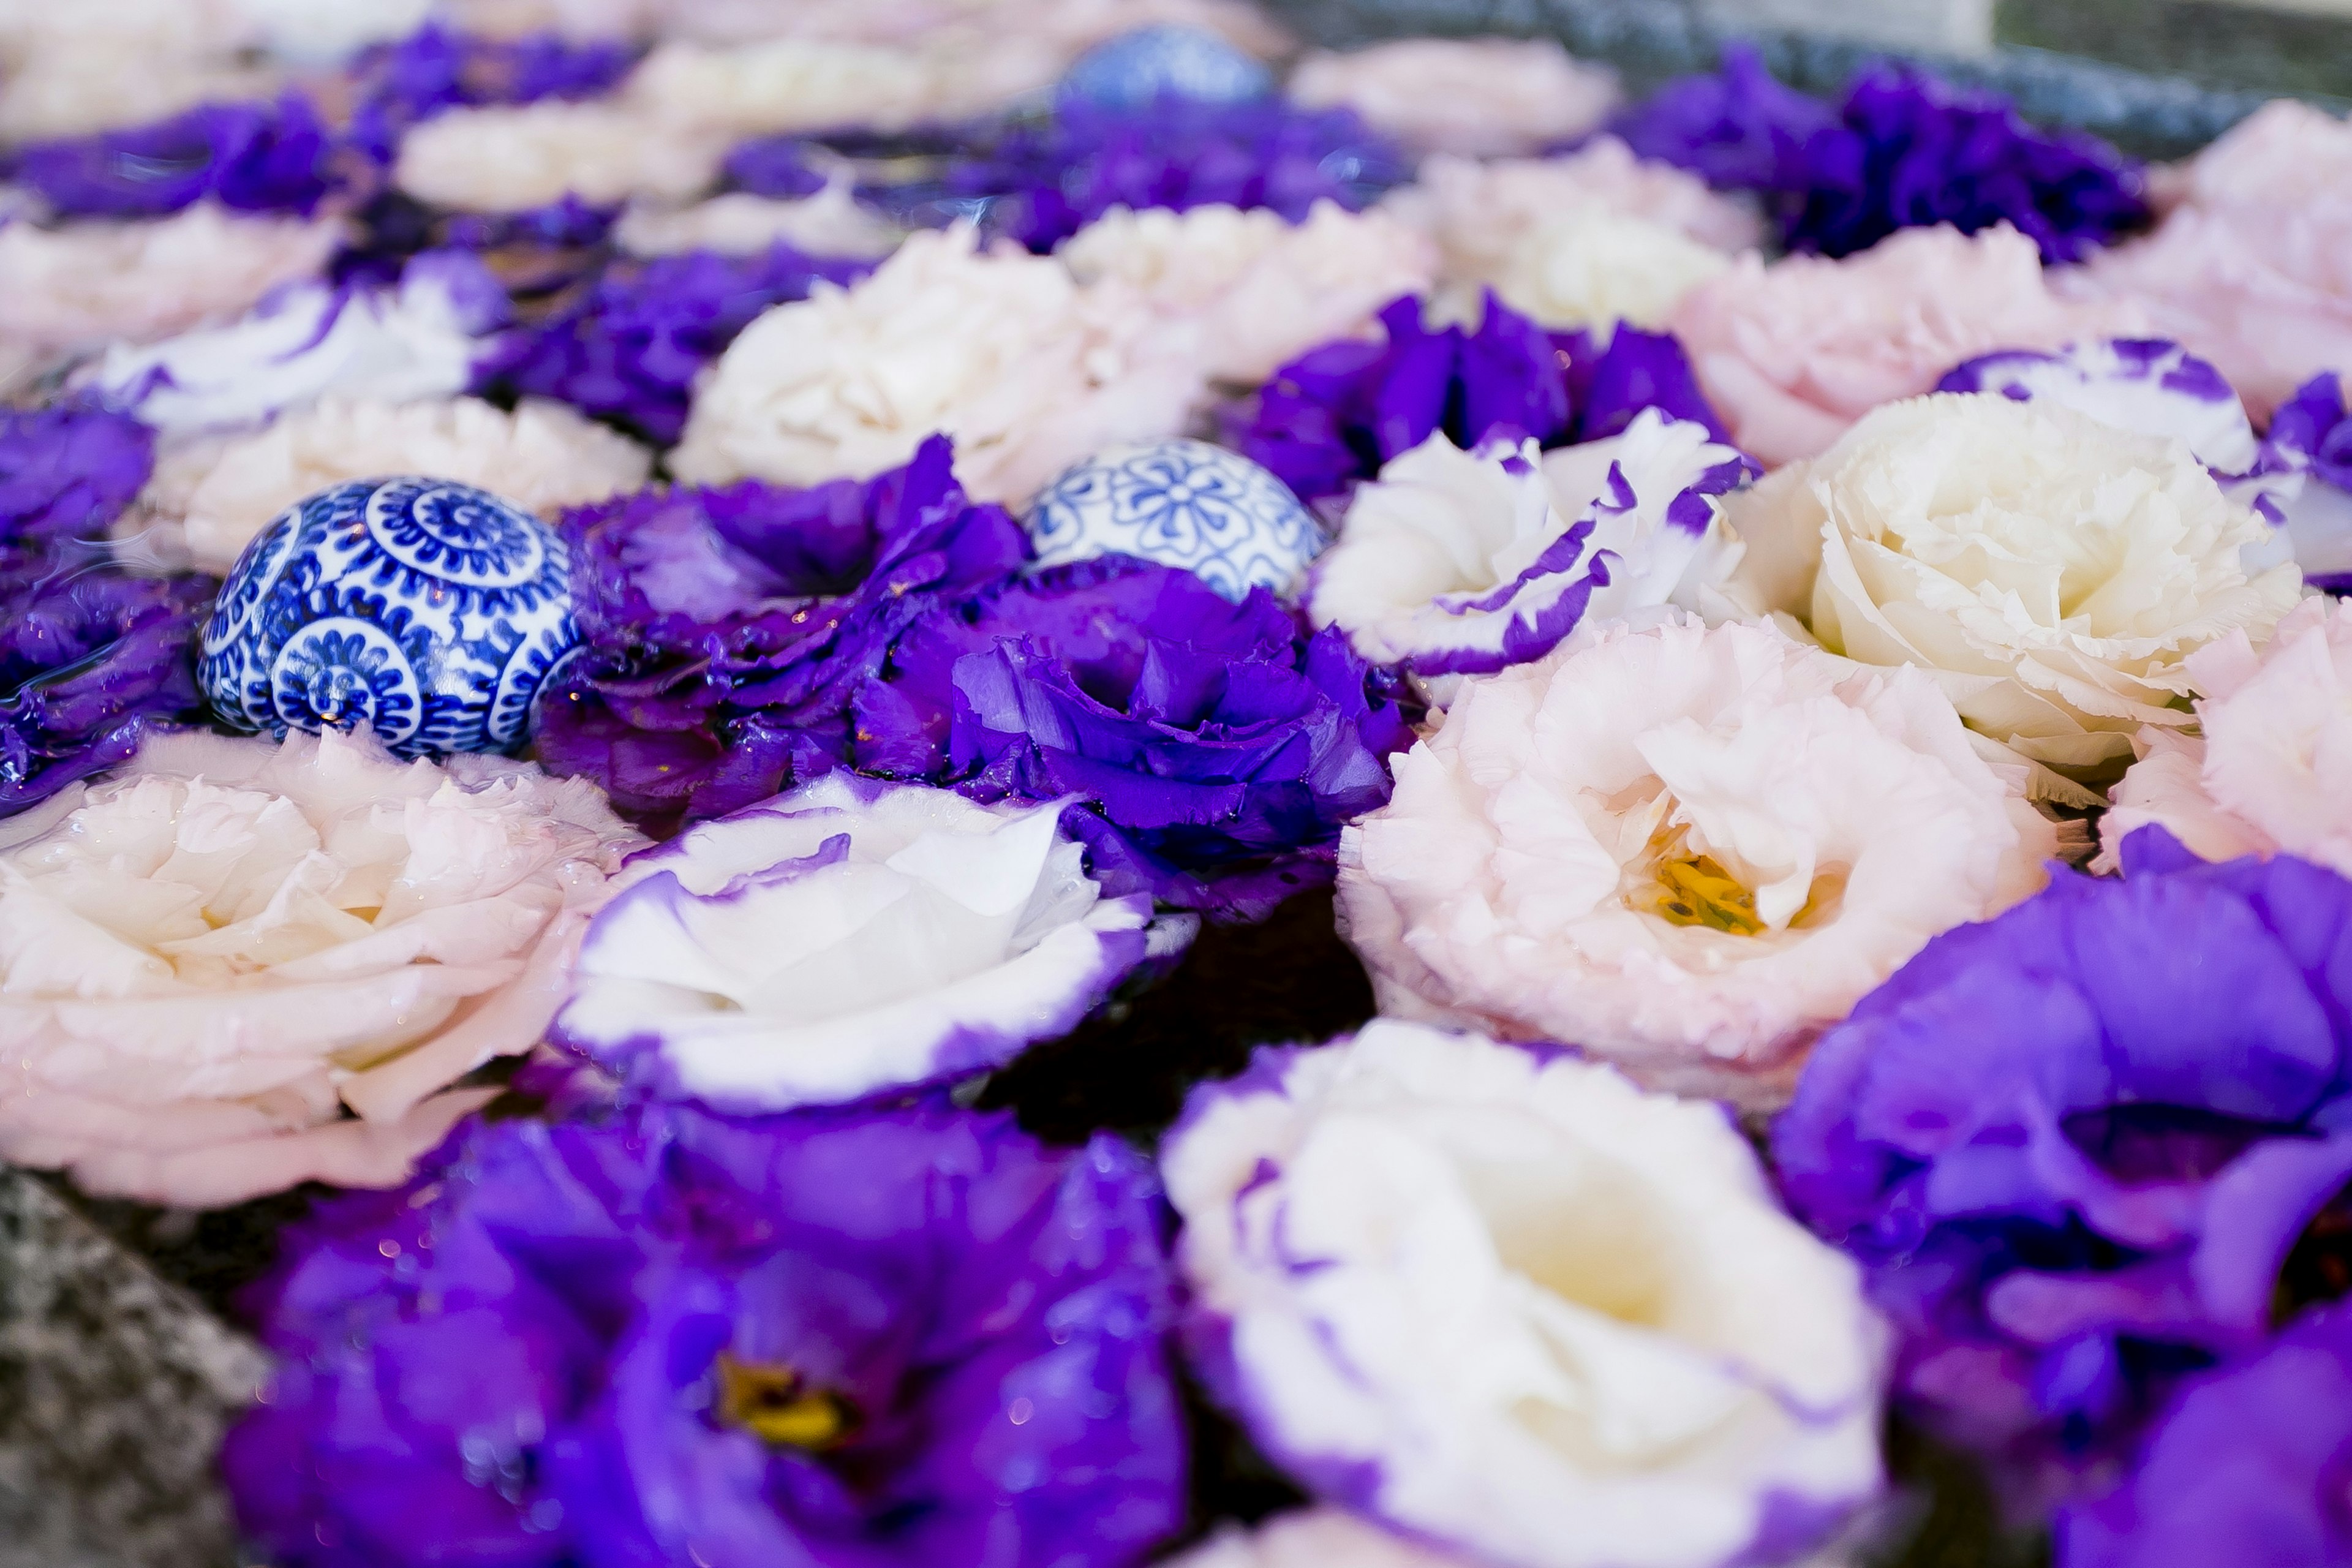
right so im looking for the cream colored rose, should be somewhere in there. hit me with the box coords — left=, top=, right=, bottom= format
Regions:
left=622, top=36, right=948, bottom=134
left=616, top=186, right=906, bottom=260
left=1488, top=209, right=1732, bottom=334
left=1289, top=37, right=1619, bottom=157
left=395, top=101, right=728, bottom=213
left=0, top=729, right=643, bottom=1207
left=1726, top=393, right=2305, bottom=788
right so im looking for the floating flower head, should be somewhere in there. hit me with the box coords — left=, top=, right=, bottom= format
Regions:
left=394, top=99, right=727, bottom=212
left=1164, top=1020, right=1885, bottom=1568
left=671, top=225, right=1204, bottom=508
left=2054, top=1302, right=2352, bottom=1568
left=614, top=184, right=907, bottom=262
left=225, top=1095, right=1188, bottom=1568
left=554, top=773, right=1166, bottom=1110
left=2254, top=370, right=2352, bottom=586
left=139, top=395, right=652, bottom=576
left=1607, top=42, right=1844, bottom=197
left=1286, top=37, right=1619, bottom=159
left=1774, top=832, right=2352, bottom=1507
left=533, top=435, right=1028, bottom=828
left=0, top=726, right=639, bottom=1207
left=1482, top=209, right=1734, bottom=339
left=1669, top=223, right=2146, bottom=466
left=14, top=93, right=339, bottom=217
left=1225, top=292, right=1725, bottom=505
left=343, top=20, right=638, bottom=163
left=480, top=240, right=871, bottom=447
left=1935, top=337, right=2260, bottom=474
left=1724, top=392, right=2302, bottom=790
left=1305, top=412, right=1754, bottom=698
left=1339, top=617, right=2055, bottom=1100
left=619, top=34, right=949, bottom=136
left=1169, top=1510, right=1474, bottom=1568
left=855, top=555, right=1414, bottom=923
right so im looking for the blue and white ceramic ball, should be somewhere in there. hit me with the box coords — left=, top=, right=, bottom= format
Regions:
left=1058, top=24, right=1272, bottom=111
left=198, top=477, right=579, bottom=758
left=1025, top=439, right=1327, bottom=601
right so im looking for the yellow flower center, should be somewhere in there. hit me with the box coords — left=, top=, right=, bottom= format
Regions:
left=715, top=1354, right=856, bottom=1451
left=1630, top=823, right=1766, bottom=936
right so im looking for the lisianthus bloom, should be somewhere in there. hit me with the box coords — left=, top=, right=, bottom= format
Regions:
left=2099, top=596, right=2352, bottom=876
left=671, top=225, right=1204, bottom=508
left=224, top=1095, right=1188, bottom=1568
left=2255, top=371, right=2352, bottom=586
left=0, top=726, right=639, bottom=1207
left=233, top=0, right=438, bottom=66
left=1608, top=43, right=1846, bottom=197
left=0, top=42, right=277, bottom=144
left=1668, top=224, right=2146, bottom=466
left=0, top=402, right=155, bottom=551
left=940, top=98, right=1412, bottom=254
left=480, top=240, right=870, bottom=447
left=1484, top=210, right=1735, bottom=339
left=2054, top=1303, right=2352, bottom=1568
left=342, top=20, right=638, bottom=163
left=138, top=395, right=652, bottom=576
left=1165, top=1020, right=1885, bottom=1568
left=614, top=185, right=906, bottom=261
left=854, top=554, right=1415, bottom=922
left=394, top=99, right=728, bottom=212
left=533, top=435, right=1028, bottom=828
left=0, top=205, right=342, bottom=383
left=1172, top=1510, right=1472, bottom=1568
left=2072, top=102, right=2352, bottom=418
left=89, top=251, right=509, bottom=436
left=620, top=35, right=949, bottom=135
left=1286, top=37, right=1619, bottom=158
left=554, top=773, right=1166, bottom=1110
left=14, top=94, right=337, bottom=217
left=1724, top=393, right=2301, bottom=790
left=1338, top=617, right=2054, bottom=1099
left=1224, top=292, right=1727, bottom=505
left=1935, top=337, right=2260, bottom=474
left=1304, top=412, right=1754, bottom=698
left=1056, top=200, right=1437, bottom=385
left=1774, top=832, right=2352, bottom=1507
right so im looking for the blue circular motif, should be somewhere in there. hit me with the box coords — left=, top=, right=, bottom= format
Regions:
left=198, top=477, right=579, bottom=759
left=1025, top=439, right=1327, bottom=601
left=1058, top=24, right=1273, bottom=111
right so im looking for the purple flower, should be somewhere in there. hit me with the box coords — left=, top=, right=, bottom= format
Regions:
left=1223, top=293, right=1728, bottom=505
left=720, top=137, right=832, bottom=200
left=2261, top=374, right=2352, bottom=590
left=853, top=556, right=1415, bottom=922
left=222, top=1095, right=1188, bottom=1568
left=2054, top=1302, right=2352, bottom=1568
left=531, top=436, right=1028, bottom=829
left=1607, top=43, right=1845, bottom=195
left=15, top=94, right=339, bottom=217
left=2268, top=374, right=2352, bottom=496
left=478, top=242, right=872, bottom=444
left=345, top=24, right=638, bottom=165
left=940, top=99, right=1411, bottom=252
left=0, top=405, right=154, bottom=552
left=1773, top=828, right=2352, bottom=1509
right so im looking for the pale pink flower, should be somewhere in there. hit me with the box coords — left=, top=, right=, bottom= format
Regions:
left=672, top=225, right=1206, bottom=507
left=0, top=728, right=643, bottom=1208
left=140, top=396, right=653, bottom=576
left=0, top=206, right=341, bottom=372
left=2098, top=594, right=2352, bottom=875
left=1289, top=37, right=1619, bottom=158
left=622, top=36, right=950, bottom=134
left=1058, top=200, right=1436, bottom=384
left=395, top=101, right=727, bottom=213
left=0, top=49, right=278, bottom=142
left=615, top=186, right=905, bottom=260
left=1336, top=616, right=2056, bottom=1103
left=1670, top=224, right=2146, bottom=466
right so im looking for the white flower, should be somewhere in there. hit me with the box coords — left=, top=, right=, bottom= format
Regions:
left=434, top=0, right=657, bottom=37
left=1162, top=1019, right=1885, bottom=1568
left=1724, top=392, right=2305, bottom=786
left=87, top=256, right=502, bottom=437
left=1057, top=200, right=1436, bottom=385
left=0, top=728, right=642, bottom=1208
left=1169, top=1511, right=1470, bottom=1568
left=1336, top=618, right=2056, bottom=1098
left=137, top=397, right=652, bottom=576
left=226, top=0, right=432, bottom=62
left=621, top=36, right=948, bottom=134
left=2098, top=595, right=2352, bottom=876
left=1288, top=37, right=1619, bottom=157
left=552, top=774, right=1171, bottom=1110
left=0, top=206, right=341, bottom=362
left=0, top=48, right=278, bottom=142
left=1488, top=209, right=1733, bottom=336
left=1305, top=413, right=1752, bottom=701
left=615, top=185, right=906, bottom=260
left=395, top=101, right=728, bottom=213
left=671, top=225, right=1205, bottom=506
left=1934, top=337, right=2261, bottom=472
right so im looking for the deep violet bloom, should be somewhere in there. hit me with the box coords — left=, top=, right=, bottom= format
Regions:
left=940, top=99, right=1411, bottom=252
left=478, top=241, right=872, bottom=444
left=2269, top=374, right=2352, bottom=496
left=1223, top=293, right=1728, bottom=505
left=1773, top=828, right=2352, bottom=1509
left=720, top=138, right=832, bottom=201
left=2055, top=1302, right=2352, bottom=1568
left=345, top=24, right=639, bottom=165
left=2261, top=373, right=2352, bottom=590
left=222, top=1095, right=1189, bottom=1568
left=1606, top=43, right=1845, bottom=196
left=0, top=405, right=154, bottom=552
left=14, top=95, right=339, bottom=217
left=531, top=435, right=1028, bottom=829
left=853, top=555, right=1415, bottom=922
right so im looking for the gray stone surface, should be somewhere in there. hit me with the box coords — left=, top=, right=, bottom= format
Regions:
left=0, top=1169, right=267, bottom=1568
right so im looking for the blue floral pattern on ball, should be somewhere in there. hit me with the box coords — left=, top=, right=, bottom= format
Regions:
left=198, top=477, right=578, bottom=758
left=1025, top=438, right=1327, bottom=601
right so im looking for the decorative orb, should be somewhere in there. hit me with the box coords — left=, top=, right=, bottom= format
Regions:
left=199, top=477, right=578, bottom=758
left=1058, top=24, right=1273, bottom=111
left=1025, top=439, right=1326, bottom=601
